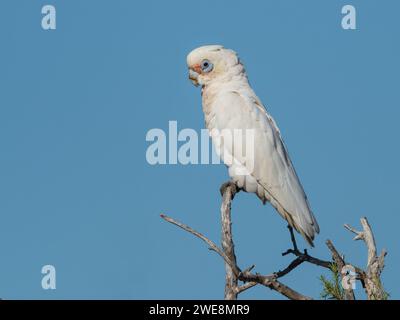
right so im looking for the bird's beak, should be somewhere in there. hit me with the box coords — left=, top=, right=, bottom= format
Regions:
left=188, top=68, right=200, bottom=87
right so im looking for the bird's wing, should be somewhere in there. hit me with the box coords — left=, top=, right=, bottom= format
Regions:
left=210, top=89, right=319, bottom=245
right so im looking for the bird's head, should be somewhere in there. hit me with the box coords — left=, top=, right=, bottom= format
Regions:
left=186, top=45, right=243, bottom=87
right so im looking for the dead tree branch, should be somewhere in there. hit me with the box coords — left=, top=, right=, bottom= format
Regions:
left=159, top=214, right=240, bottom=275
left=344, top=218, right=387, bottom=300
left=161, top=182, right=388, bottom=300
left=219, top=182, right=239, bottom=299
left=281, top=226, right=332, bottom=272
left=325, top=240, right=355, bottom=300
left=161, top=182, right=312, bottom=300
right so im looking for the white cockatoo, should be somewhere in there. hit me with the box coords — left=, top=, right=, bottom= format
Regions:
left=187, top=45, right=319, bottom=246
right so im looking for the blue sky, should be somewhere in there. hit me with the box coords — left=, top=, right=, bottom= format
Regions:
left=0, top=0, right=399, bottom=299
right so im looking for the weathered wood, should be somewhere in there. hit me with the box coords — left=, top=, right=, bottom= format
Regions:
left=238, top=271, right=312, bottom=300
left=161, top=184, right=387, bottom=300
left=325, top=240, right=355, bottom=300
left=344, top=218, right=387, bottom=300
left=161, top=181, right=314, bottom=300
left=220, top=182, right=239, bottom=300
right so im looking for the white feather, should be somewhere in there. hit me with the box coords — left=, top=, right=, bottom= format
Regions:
left=188, top=46, right=319, bottom=245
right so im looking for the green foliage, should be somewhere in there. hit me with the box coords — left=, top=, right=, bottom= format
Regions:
left=320, top=264, right=391, bottom=300
left=319, top=263, right=345, bottom=300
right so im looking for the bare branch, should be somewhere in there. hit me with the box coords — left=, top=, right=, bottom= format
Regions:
left=220, top=182, right=239, bottom=299
left=282, top=226, right=332, bottom=272
left=344, top=224, right=364, bottom=241
left=360, top=218, right=377, bottom=268
left=161, top=181, right=315, bottom=300
left=236, top=281, right=257, bottom=294
left=161, top=184, right=387, bottom=300
left=160, top=214, right=239, bottom=275
left=325, top=239, right=355, bottom=300
left=282, top=248, right=332, bottom=270
left=274, top=257, right=305, bottom=278
left=344, top=218, right=388, bottom=300
left=238, top=271, right=312, bottom=300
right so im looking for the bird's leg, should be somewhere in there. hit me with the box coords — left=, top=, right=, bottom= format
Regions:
left=282, top=225, right=301, bottom=256
left=288, top=225, right=299, bottom=253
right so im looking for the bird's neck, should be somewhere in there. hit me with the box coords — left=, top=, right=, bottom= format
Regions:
left=202, top=70, right=248, bottom=99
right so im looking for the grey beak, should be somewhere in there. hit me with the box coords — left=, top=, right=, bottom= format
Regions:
left=188, top=69, right=200, bottom=87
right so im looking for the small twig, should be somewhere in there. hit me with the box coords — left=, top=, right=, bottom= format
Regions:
left=160, top=214, right=240, bottom=276
left=344, top=224, right=364, bottom=241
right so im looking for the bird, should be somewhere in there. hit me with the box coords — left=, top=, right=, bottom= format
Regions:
left=186, top=45, right=319, bottom=246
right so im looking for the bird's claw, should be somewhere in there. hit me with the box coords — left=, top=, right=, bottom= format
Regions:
left=219, top=181, right=238, bottom=197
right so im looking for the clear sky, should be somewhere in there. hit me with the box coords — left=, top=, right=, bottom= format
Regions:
left=0, top=0, right=399, bottom=299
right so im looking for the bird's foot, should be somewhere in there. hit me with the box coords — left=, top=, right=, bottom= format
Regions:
left=219, top=181, right=239, bottom=197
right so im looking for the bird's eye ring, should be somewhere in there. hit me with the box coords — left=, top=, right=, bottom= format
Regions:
left=201, top=59, right=213, bottom=73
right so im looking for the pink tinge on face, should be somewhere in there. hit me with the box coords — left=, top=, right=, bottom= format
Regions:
left=192, top=64, right=202, bottom=74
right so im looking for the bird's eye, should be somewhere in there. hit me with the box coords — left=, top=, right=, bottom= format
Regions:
left=201, top=59, right=213, bottom=73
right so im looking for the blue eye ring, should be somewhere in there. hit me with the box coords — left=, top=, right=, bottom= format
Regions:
left=201, top=59, right=213, bottom=73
